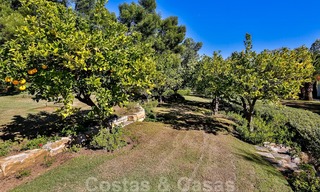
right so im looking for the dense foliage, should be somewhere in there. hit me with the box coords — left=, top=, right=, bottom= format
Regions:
left=229, top=102, right=320, bottom=163
left=196, top=34, right=314, bottom=129
left=0, top=0, right=156, bottom=124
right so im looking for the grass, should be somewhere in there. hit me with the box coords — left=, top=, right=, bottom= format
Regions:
left=12, top=154, right=117, bottom=191
left=0, top=94, right=90, bottom=126
left=0, top=94, right=59, bottom=126
left=184, top=95, right=211, bottom=103
left=282, top=99, right=320, bottom=115
left=11, top=122, right=292, bottom=192
left=11, top=98, right=292, bottom=192
left=0, top=94, right=127, bottom=143
left=231, top=137, right=291, bottom=191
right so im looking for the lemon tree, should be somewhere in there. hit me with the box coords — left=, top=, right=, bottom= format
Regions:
left=0, top=0, right=156, bottom=124
left=228, top=34, right=314, bottom=129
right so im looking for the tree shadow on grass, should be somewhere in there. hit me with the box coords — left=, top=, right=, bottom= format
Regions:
left=232, top=146, right=289, bottom=178
left=156, top=102, right=234, bottom=135
left=0, top=110, right=93, bottom=141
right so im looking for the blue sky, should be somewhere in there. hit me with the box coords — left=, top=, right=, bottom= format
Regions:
left=106, top=0, right=320, bottom=57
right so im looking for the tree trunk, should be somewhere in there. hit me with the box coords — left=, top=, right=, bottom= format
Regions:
left=211, top=96, right=219, bottom=115
left=158, top=95, right=162, bottom=103
left=312, top=81, right=318, bottom=99
left=156, top=89, right=165, bottom=103
left=300, top=86, right=306, bottom=100
left=245, top=111, right=254, bottom=132
left=76, top=93, right=96, bottom=107
left=305, top=82, right=313, bottom=101
left=173, top=88, right=179, bottom=94
left=241, top=97, right=257, bottom=132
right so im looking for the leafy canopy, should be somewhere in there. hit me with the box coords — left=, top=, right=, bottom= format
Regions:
left=0, top=0, right=156, bottom=122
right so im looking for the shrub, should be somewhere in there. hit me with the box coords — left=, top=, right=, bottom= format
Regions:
left=163, top=89, right=174, bottom=97
left=228, top=102, right=320, bottom=164
left=177, top=88, right=192, bottom=96
left=289, top=164, right=320, bottom=192
left=23, top=136, right=48, bottom=150
left=228, top=112, right=296, bottom=145
left=0, top=140, right=14, bottom=156
left=255, top=103, right=320, bottom=163
left=61, top=122, right=85, bottom=136
left=59, top=113, right=90, bottom=137
left=142, top=100, right=158, bottom=122
left=68, top=144, right=82, bottom=153
left=42, top=155, right=55, bottom=168
left=142, top=100, right=158, bottom=111
left=90, top=126, right=126, bottom=151
left=16, top=169, right=31, bottom=179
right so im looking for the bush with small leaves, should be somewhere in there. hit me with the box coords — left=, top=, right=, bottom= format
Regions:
left=289, top=164, right=320, bottom=192
left=23, top=136, right=48, bottom=150
left=90, top=126, right=126, bottom=151
left=16, top=169, right=31, bottom=179
left=0, top=140, right=14, bottom=156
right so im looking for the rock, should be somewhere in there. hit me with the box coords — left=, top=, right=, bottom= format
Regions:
left=277, top=146, right=291, bottom=154
left=287, top=163, right=299, bottom=170
left=269, top=146, right=280, bottom=153
left=292, top=157, right=301, bottom=164
left=127, top=114, right=138, bottom=121
left=112, top=116, right=128, bottom=127
left=269, top=143, right=276, bottom=147
left=0, top=137, right=72, bottom=179
left=293, top=169, right=303, bottom=175
left=43, top=137, right=71, bottom=157
left=263, top=142, right=270, bottom=146
left=300, top=152, right=310, bottom=164
left=0, top=167, right=4, bottom=178
left=257, top=152, right=275, bottom=159
left=123, top=121, right=133, bottom=126
left=277, top=159, right=285, bottom=167
left=273, top=153, right=291, bottom=162
left=48, top=137, right=70, bottom=149
left=48, top=145, right=65, bottom=156
left=0, top=149, right=49, bottom=178
left=255, top=146, right=269, bottom=152
left=135, top=108, right=146, bottom=121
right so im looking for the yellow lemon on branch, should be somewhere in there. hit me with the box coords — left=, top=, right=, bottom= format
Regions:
left=5, top=77, right=12, bottom=83
left=19, top=85, right=26, bottom=91
left=19, top=78, right=26, bottom=85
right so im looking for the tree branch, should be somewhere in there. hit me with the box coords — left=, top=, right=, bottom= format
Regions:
left=224, top=95, right=242, bottom=106
left=75, top=91, right=96, bottom=107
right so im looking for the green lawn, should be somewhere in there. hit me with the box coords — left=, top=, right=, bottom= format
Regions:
left=184, top=95, right=211, bottom=103
left=0, top=94, right=57, bottom=126
left=0, top=94, right=90, bottom=126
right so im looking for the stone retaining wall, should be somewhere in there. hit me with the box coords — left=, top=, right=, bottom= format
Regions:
left=0, top=137, right=71, bottom=178
left=112, top=106, right=145, bottom=126
left=0, top=106, right=146, bottom=179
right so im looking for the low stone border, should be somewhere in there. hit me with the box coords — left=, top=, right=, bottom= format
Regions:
left=256, top=142, right=309, bottom=172
left=0, top=105, right=146, bottom=179
left=0, top=137, right=70, bottom=178
left=112, top=105, right=145, bottom=127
